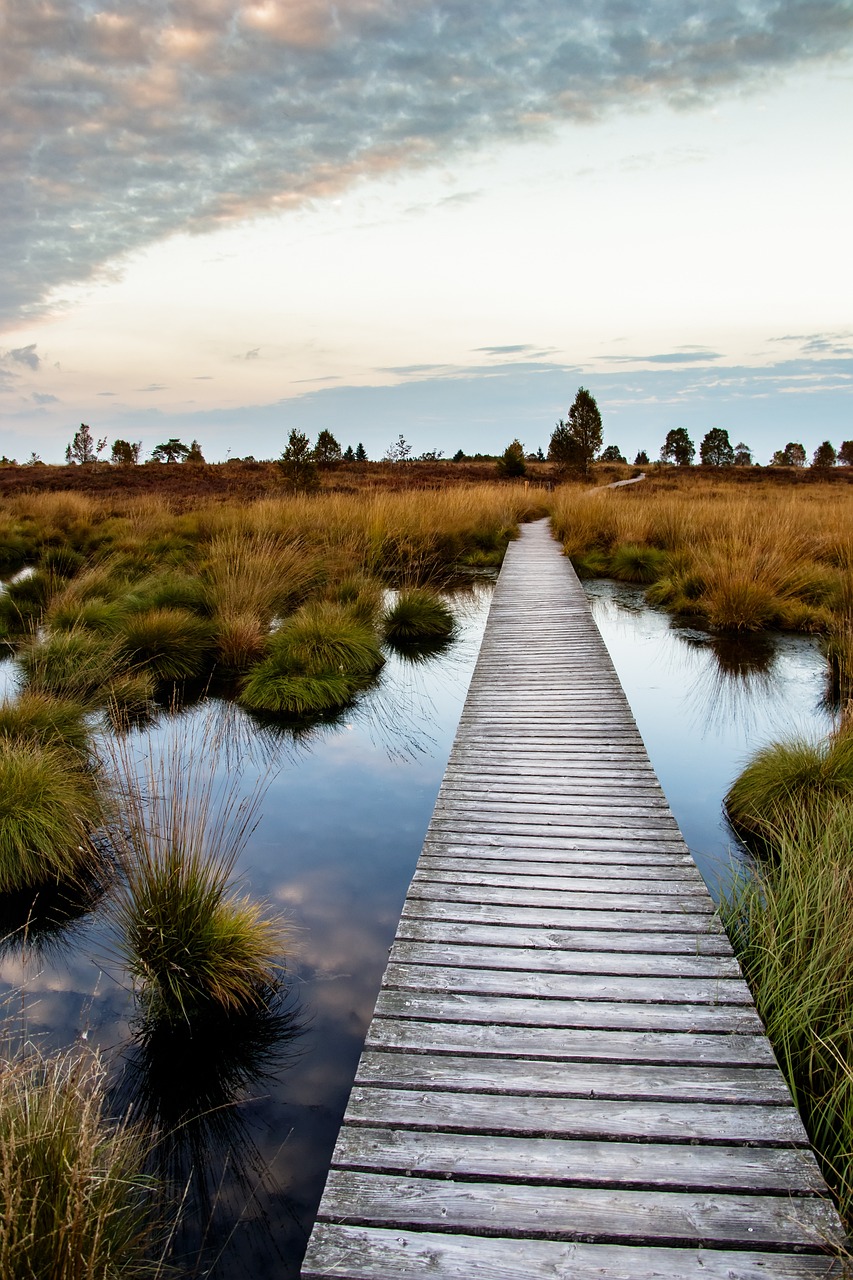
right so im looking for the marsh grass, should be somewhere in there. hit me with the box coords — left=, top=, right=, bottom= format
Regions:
left=550, top=481, right=853, bottom=683
left=117, top=608, right=215, bottom=683
left=240, top=601, right=384, bottom=716
left=0, top=691, right=90, bottom=757
left=0, top=739, right=103, bottom=894
left=382, top=588, right=455, bottom=643
left=107, top=716, right=288, bottom=1023
left=723, top=804, right=853, bottom=1225
left=0, top=1044, right=170, bottom=1279
left=725, top=730, right=853, bottom=848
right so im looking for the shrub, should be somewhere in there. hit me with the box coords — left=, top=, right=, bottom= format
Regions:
left=0, top=1046, right=167, bottom=1280
left=382, top=588, right=455, bottom=642
left=0, top=739, right=102, bottom=893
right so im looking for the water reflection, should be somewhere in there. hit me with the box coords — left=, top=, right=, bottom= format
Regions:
left=584, top=579, right=833, bottom=899
left=114, top=990, right=304, bottom=1277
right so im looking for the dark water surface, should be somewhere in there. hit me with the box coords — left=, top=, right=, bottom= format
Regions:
left=0, top=572, right=836, bottom=1276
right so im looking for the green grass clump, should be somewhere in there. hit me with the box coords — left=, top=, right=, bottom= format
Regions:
left=725, top=730, right=853, bottom=849
left=240, top=602, right=384, bottom=716
left=19, top=628, right=126, bottom=706
left=0, top=739, right=102, bottom=893
left=108, top=720, right=288, bottom=1022
left=0, top=692, right=90, bottom=757
left=723, top=804, right=853, bottom=1226
left=117, top=608, right=215, bottom=682
left=608, top=543, right=667, bottom=584
left=382, top=588, right=455, bottom=643
left=0, top=1045, right=166, bottom=1279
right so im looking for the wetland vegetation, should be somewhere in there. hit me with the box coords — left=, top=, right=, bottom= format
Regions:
left=3, top=467, right=853, bottom=1264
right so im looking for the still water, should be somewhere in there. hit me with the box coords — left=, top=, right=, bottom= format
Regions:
left=0, top=573, right=835, bottom=1276
left=583, top=579, right=834, bottom=897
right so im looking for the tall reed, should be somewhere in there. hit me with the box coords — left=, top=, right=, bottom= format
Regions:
left=106, top=713, right=288, bottom=1022
left=0, top=1044, right=171, bottom=1279
left=723, top=803, right=853, bottom=1225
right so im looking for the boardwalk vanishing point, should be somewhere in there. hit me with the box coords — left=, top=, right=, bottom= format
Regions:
left=302, top=519, right=846, bottom=1279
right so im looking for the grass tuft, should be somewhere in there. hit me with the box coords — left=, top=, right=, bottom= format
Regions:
left=107, top=716, right=288, bottom=1022
left=725, top=730, right=853, bottom=848
left=0, top=739, right=103, bottom=893
left=0, top=1045, right=168, bottom=1279
left=0, top=691, right=90, bottom=757
left=382, top=588, right=455, bottom=642
left=117, top=608, right=215, bottom=682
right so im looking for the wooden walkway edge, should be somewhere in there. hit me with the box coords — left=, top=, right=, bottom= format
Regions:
left=301, top=519, right=846, bottom=1279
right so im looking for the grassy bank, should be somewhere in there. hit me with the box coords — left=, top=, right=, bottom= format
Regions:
left=723, top=797, right=853, bottom=1227
left=0, top=485, right=543, bottom=723
left=551, top=477, right=853, bottom=692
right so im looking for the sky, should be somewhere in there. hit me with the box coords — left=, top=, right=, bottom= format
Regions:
left=1, top=0, right=851, bottom=465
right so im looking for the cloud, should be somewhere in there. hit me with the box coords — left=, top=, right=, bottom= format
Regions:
left=32, top=392, right=59, bottom=404
left=2, top=1, right=852, bottom=327
left=241, top=348, right=261, bottom=360
left=603, top=350, right=723, bottom=364
left=4, top=344, right=40, bottom=370
left=136, top=383, right=168, bottom=392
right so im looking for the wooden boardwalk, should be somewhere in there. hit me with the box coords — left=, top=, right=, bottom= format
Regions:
left=302, top=520, right=845, bottom=1279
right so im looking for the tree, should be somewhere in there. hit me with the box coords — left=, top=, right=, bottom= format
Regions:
left=660, top=428, right=695, bottom=466
left=600, top=445, right=626, bottom=463
left=186, top=438, right=205, bottom=464
left=812, top=441, right=837, bottom=468
left=699, top=428, right=734, bottom=467
left=549, top=387, right=602, bottom=475
left=838, top=441, right=853, bottom=467
left=278, top=429, right=318, bottom=491
left=536, top=447, right=545, bottom=461
left=770, top=442, right=807, bottom=466
left=111, top=439, right=141, bottom=465
left=151, top=438, right=190, bottom=463
left=385, top=434, right=411, bottom=463
left=315, top=430, right=342, bottom=467
left=634, top=450, right=649, bottom=466
left=65, top=423, right=106, bottom=465
left=496, top=439, right=527, bottom=477
left=355, top=442, right=367, bottom=462
left=733, top=442, right=753, bottom=466
left=452, top=449, right=466, bottom=462
left=342, top=444, right=355, bottom=461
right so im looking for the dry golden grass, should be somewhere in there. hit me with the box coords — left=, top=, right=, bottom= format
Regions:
left=551, top=478, right=853, bottom=641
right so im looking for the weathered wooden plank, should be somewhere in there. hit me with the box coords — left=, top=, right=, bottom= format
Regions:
left=424, top=825, right=690, bottom=852
left=354, top=1051, right=791, bottom=1104
left=418, top=855, right=703, bottom=881
left=343, top=1087, right=807, bottom=1145
left=421, top=840, right=696, bottom=866
left=375, top=989, right=763, bottom=1033
left=316, top=1171, right=839, bottom=1249
left=395, top=917, right=734, bottom=955
left=366, top=1018, right=776, bottom=1066
left=391, top=937, right=742, bottom=976
left=427, top=818, right=688, bottom=844
left=401, top=898, right=726, bottom=934
left=303, top=1225, right=844, bottom=1279
left=330, top=1127, right=825, bottom=1192
left=381, top=962, right=753, bottom=1006
left=408, top=882, right=715, bottom=915
left=414, top=868, right=707, bottom=894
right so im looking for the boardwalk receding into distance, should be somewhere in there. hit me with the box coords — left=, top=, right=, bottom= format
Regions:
left=302, top=519, right=845, bottom=1279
